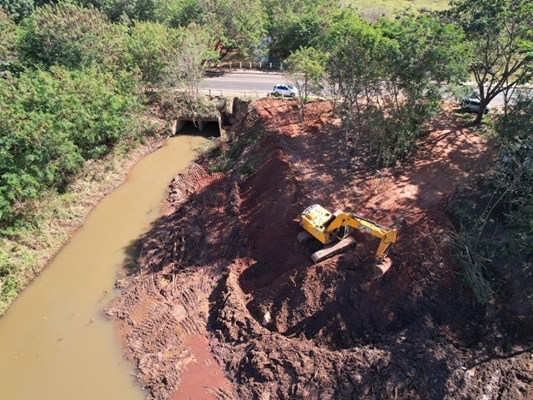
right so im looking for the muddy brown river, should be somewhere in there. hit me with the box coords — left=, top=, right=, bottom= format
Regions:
left=0, top=132, right=210, bottom=399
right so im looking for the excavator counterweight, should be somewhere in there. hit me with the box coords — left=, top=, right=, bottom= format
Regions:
left=298, top=204, right=397, bottom=278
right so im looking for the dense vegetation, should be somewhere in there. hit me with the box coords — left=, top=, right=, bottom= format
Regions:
left=448, top=92, right=533, bottom=306
left=0, top=0, right=532, bottom=314
left=0, top=1, right=217, bottom=311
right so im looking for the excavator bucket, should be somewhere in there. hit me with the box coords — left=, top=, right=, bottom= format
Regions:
left=372, top=257, right=393, bottom=279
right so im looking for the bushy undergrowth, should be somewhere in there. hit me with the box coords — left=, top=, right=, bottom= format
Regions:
left=447, top=95, right=533, bottom=308
left=0, top=136, right=162, bottom=313
left=447, top=194, right=498, bottom=305
left=208, top=130, right=266, bottom=175
left=0, top=67, right=142, bottom=226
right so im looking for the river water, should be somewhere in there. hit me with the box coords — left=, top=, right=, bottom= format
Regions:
left=0, top=132, right=210, bottom=400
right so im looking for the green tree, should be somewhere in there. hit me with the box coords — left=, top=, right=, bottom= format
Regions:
left=207, top=0, right=267, bottom=59
left=379, top=14, right=469, bottom=88
left=0, top=67, right=141, bottom=225
left=324, top=11, right=390, bottom=152
left=494, top=94, right=533, bottom=251
left=271, top=14, right=322, bottom=59
left=0, top=0, right=33, bottom=22
left=81, top=0, right=267, bottom=59
left=126, top=21, right=180, bottom=88
left=284, top=46, right=326, bottom=121
left=264, top=0, right=336, bottom=59
left=444, top=0, right=533, bottom=124
left=154, top=0, right=201, bottom=27
left=0, top=7, right=17, bottom=68
left=78, top=0, right=156, bottom=23
left=165, top=0, right=267, bottom=59
left=163, top=24, right=218, bottom=117
left=18, top=2, right=127, bottom=72
left=325, top=11, right=468, bottom=167
left=372, top=14, right=468, bottom=164
left=448, top=93, right=533, bottom=306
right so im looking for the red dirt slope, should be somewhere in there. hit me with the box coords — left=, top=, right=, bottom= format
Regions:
left=105, top=99, right=533, bottom=400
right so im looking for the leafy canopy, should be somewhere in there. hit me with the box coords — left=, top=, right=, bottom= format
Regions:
left=126, top=21, right=181, bottom=87
left=18, top=2, right=127, bottom=72
left=444, top=0, right=533, bottom=123
left=323, top=10, right=468, bottom=167
left=265, top=0, right=337, bottom=59
left=284, top=46, right=326, bottom=120
left=0, top=7, right=17, bottom=66
left=0, top=0, right=33, bottom=22
left=0, top=67, right=141, bottom=225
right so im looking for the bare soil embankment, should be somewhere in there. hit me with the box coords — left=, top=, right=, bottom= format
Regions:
left=105, top=99, right=533, bottom=400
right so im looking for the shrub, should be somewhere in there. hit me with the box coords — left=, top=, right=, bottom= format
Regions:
left=0, top=67, right=142, bottom=225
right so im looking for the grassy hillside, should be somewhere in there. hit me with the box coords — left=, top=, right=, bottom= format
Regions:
left=349, top=0, right=449, bottom=19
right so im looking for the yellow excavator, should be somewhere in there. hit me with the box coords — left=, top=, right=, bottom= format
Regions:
left=297, top=204, right=397, bottom=278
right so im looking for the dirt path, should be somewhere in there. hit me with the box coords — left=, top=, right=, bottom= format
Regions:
left=106, top=100, right=533, bottom=400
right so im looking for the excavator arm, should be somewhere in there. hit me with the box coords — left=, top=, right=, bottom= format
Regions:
left=325, top=213, right=397, bottom=261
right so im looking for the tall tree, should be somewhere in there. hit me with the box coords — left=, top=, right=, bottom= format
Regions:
left=18, top=2, right=127, bottom=72
left=325, top=11, right=468, bottom=167
left=324, top=11, right=390, bottom=151
left=163, top=24, right=218, bottom=117
left=284, top=46, right=326, bottom=121
left=166, top=0, right=267, bottom=59
left=0, top=67, right=141, bottom=224
left=444, top=0, right=533, bottom=124
left=77, top=0, right=156, bottom=23
left=126, top=21, right=180, bottom=89
left=0, top=0, right=33, bottom=22
left=494, top=93, right=533, bottom=249
left=264, top=0, right=336, bottom=59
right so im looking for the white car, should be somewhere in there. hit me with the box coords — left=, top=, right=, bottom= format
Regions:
left=272, top=84, right=298, bottom=97
left=461, top=98, right=491, bottom=114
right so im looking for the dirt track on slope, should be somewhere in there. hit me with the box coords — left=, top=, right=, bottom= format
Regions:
left=105, top=99, right=533, bottom=400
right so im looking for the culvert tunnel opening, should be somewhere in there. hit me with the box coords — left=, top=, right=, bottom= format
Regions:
left=175, top=120, right=221, bottom=138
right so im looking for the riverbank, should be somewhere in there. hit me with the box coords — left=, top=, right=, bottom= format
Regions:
left=0, top=132, right=169, bottom=315
left=0, top=131, right=215, bottom=400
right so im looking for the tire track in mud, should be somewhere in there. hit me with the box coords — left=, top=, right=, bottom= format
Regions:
left=106, top=163, right=236, bottom=400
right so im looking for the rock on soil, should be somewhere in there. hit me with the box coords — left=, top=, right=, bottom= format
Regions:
left=105, top=99, right=533, bottom=400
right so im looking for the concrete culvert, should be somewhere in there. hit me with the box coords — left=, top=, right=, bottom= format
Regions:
left=174, top=117, right=221, bottom=136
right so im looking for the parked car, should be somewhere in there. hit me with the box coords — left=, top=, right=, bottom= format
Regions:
left=272, top=84, right=298, bottom=97
left=461, top=98, right=491, bottom=114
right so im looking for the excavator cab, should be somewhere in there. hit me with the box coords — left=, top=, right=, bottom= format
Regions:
left=299, top=204, right=337, bottom=244
left=297, top=204, right=397, bottom=278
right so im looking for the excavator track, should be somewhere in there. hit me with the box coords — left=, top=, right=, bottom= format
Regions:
left=311, top=237, right=356, bottom=264
left=297, top=231, right=314, bottom=244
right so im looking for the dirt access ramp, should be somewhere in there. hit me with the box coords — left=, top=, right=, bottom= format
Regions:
left=105, top=99, right=533, bottom=400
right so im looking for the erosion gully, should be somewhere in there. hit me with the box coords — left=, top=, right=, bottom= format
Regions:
left=0, top=127, right=216, bottom=399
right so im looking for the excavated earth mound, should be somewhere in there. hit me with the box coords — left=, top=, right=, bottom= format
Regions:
left=105, top=99, right=533, bottom=400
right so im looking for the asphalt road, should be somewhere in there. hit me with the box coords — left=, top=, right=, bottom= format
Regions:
left=202, top=71, right=508, bottom=107
left=201, top=71, right=283, bottom=96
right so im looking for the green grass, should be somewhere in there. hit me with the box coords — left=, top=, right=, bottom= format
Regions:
left=208, top=130, right=266, bottom=174
left=348, top=0, right=449, bottom=19
left=0, top=244, right=36, bottom=315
